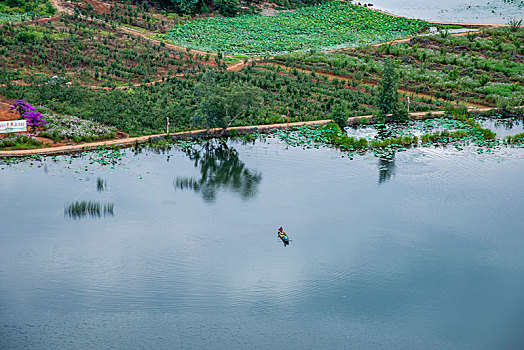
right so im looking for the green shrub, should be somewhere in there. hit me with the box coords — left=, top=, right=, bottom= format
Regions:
left=215, top=0, right=239, bottom=17
left=506, top=133, right=524, bottom=144
left=331, top=101, right=350, bottom=129
left=0, top=133, right=42, bottom=149
left=16, top=30, right=42, bottom=43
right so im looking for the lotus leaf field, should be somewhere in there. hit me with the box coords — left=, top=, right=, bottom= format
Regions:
left=165, top=2, right=429, bottom=55
left=0, top=12, right=36, bottom=24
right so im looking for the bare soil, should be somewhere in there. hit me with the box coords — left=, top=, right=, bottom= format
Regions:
left=0, top=102, right=18, bottom=122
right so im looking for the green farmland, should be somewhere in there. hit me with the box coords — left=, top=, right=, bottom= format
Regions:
left=165, top=2, right=429, bottom=55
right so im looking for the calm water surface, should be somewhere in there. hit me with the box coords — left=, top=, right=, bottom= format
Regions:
left=1, top=136, right=524, bottom=349
left=373, top=0, right=524, bottom=24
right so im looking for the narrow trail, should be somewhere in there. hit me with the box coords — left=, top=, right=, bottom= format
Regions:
left=49, top=0, right=71, bottom=15
left=323, top=30, right=482, bottom=54
left=0, top=108, right=502, bottom=157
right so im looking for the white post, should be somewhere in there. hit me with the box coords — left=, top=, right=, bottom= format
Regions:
left=166, top=117, right=170, bottom=134
left=407, top=97, right=411, bottom=114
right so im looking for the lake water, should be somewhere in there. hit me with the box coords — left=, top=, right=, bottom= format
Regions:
left=373, top=0, right=524, bottom=24
left=1, top=133, right=524, bottom=349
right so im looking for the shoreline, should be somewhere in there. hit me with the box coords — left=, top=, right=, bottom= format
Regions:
left=369, top=2, right=521, bottom=26
left=0, top=108, right=502, bottom=157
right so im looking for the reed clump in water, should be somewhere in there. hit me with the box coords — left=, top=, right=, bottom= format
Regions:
left=371, top=135, right=418, bottom=148
left=322, top=123, right=369, bottom=150
left=420, top=130, right=469, bottom=144
left=506, top=133, right=524, bottom=144
left=65, top=201, right=114, bottom=219
left=465, top=118, right=497, bottom=140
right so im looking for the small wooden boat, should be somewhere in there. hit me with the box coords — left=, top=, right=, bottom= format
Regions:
left=278, top=231, right=290, bottom=246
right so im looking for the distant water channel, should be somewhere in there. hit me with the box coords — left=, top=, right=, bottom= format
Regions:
left=373, top=0, right=524, bottom=24
left=1, top=129, right=524, bottom=349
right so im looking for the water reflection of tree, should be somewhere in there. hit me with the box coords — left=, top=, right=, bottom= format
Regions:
left=375, top=124, right=396, bottom=184
left=493, top=118, right=522, bottom=130
left=174, top=141, right=262, bottom=202
left=378, top=153, right=395, bottom=184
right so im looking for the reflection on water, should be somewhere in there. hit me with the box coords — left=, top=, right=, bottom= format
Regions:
left=2, top=129, right=524, bottom=350
left=378, top=154, right=396, bottom=184
left=64, top=201, right=114, bottom=219
left=174, top=141, right=262, bottom=202
left=96, top=177, right=106, bottom=192
left=373, top=0, right=522, bottom=24
left=494, top=119, right=521, bottom=130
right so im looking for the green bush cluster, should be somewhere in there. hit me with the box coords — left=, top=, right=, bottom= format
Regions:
left=321, top=123, right=369, bottom=150
left=0, top=133, right=42, bottom=149
left=420, top=130, right=469, bottom=143
left=465, top=118, right=497, bottom=140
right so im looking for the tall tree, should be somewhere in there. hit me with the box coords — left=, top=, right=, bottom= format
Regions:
left=377, top=58, right=399, bottom=117
left=215, top=0, right=239, bottom=17
left=195, top=73, right=262, bottom=130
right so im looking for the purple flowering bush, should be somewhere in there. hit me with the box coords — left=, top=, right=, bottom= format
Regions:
left=8, top=99, right=48, bottom=130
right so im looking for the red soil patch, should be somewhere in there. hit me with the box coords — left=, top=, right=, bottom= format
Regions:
left=11, top=16, right=60, bottom=27
left=58, top=0, right=111, bottom=14
left=0, top=102, right=18, bottom=122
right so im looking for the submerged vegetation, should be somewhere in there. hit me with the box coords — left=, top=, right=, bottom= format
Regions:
left=96, top=177, right=106, bottom=192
